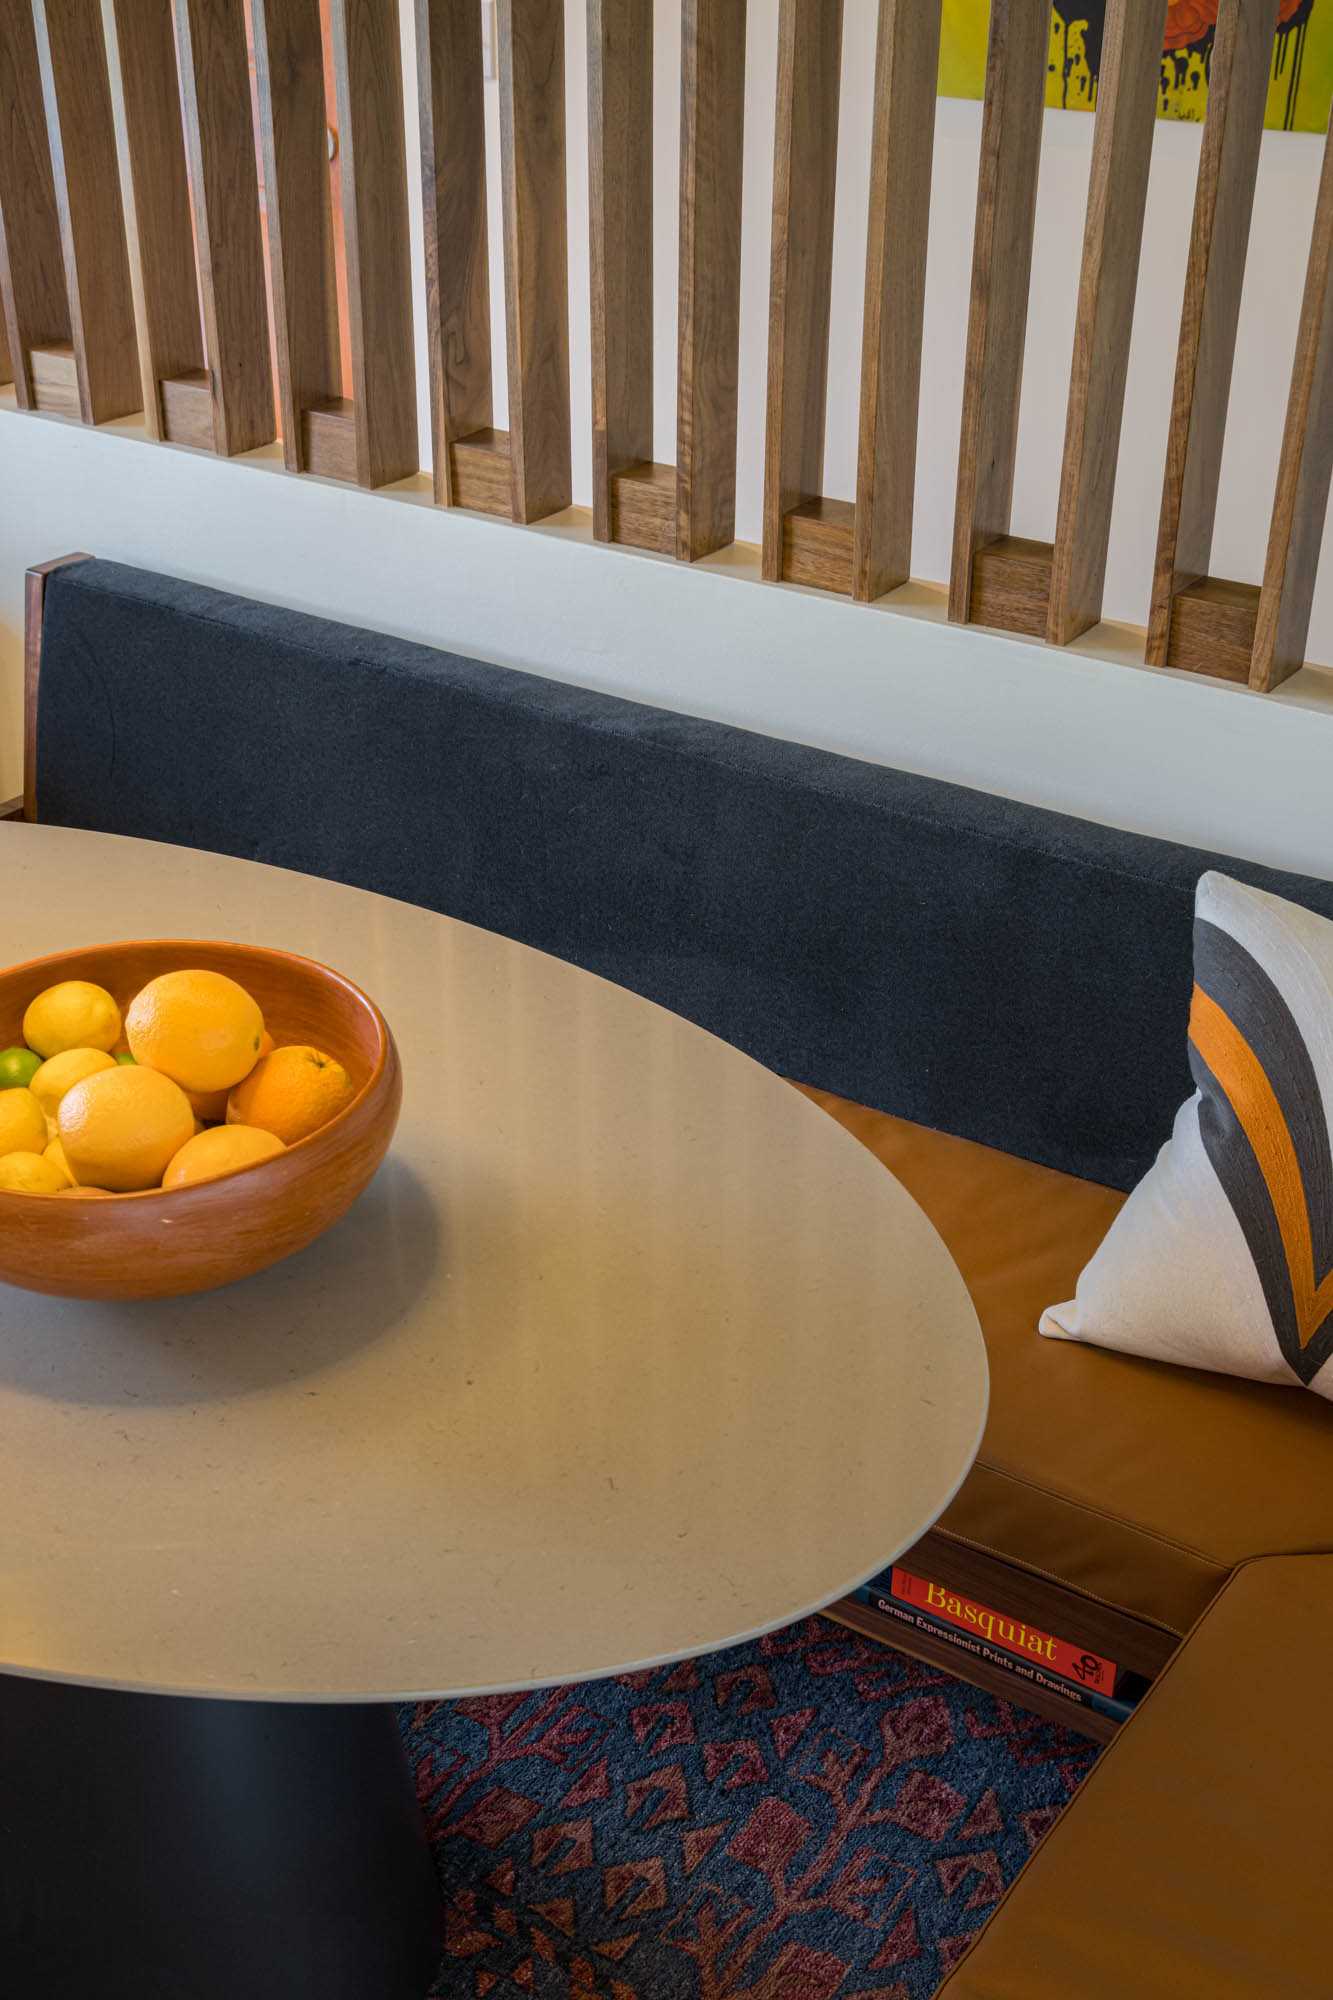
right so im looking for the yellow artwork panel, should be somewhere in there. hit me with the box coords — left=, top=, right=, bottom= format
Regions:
left=939, top=1, right=1333, bottom=133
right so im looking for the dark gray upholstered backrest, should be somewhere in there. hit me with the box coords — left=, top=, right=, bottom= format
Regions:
left=33, top=557, right=1333, bottom=1189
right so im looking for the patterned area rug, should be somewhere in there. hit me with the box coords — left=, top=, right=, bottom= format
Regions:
left=401, top=1615, right=1098, bottom=1998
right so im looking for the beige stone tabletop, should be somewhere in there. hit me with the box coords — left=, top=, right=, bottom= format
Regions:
left=0, top=823, right=986, bottom=1702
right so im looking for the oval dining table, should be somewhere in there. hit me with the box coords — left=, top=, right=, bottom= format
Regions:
left=0, top=821, right=987, bottom=2000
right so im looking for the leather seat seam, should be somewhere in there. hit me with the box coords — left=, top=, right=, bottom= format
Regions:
left=931, top=1527, right=1187, bottom=1639
left=971, top=1458, right=1226, bottom=1570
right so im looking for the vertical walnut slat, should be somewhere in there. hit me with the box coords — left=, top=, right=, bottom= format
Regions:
left=416, top=0, right=493, bottom=507
left=30, top=0, right=140, bottom=424
left=762, top=0, right=845, bottom=585
left=1145, top=0, right=1278, bottom=673
left=330, top=0, right=418, bottom=488
left=1046, top=0, right=1166, bottom=645
left=676, top=0, right=747, bottom=563
left=103, top=0, right=203, bottom=441
left=251, top=0, right=343, bottom=472
left=947, top=0, right=1049, bottom=624
left=1252, top=113, right=1333, bottom=692
left=0, top=0, right=69, bottom=409
left=498, top=0, right=572, bottom=522
left=173, top=0, right=276, bottom=456
left=588, top=0, right=653, bottom=544
left=853, top=0, right=941, bottom=604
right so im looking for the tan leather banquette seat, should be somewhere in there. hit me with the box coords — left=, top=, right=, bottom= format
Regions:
left=808, top=1090, right=1333, bottom=1996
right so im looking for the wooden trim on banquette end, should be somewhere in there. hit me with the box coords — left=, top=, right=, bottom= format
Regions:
left=22, top=552, right=92, bottom=824
left=823, top=1526, right=1181, bottom=1744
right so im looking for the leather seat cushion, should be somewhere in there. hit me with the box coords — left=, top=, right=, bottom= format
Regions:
left=804, top=1090, right=1333, bottom=1636
left=935, top=1555, right=1333, bottom=1998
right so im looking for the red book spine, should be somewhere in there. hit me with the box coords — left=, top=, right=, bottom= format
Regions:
left=889, top=1566, right=1118, bottom=1696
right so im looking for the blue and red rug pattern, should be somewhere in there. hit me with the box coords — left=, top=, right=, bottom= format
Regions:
left=401, top=1615, right=1098, bottom=1998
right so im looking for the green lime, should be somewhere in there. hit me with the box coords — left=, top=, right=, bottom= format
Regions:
left=115, top=1051, right=137, bottom=1065
left=0, top=1046, right=41, bottom=1090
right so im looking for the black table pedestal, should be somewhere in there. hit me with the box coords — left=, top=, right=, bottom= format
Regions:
left=0, top=1674, right=444, bottom=2000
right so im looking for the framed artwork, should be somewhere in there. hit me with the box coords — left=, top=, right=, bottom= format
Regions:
left=939, top=1, right=1333, bottom=132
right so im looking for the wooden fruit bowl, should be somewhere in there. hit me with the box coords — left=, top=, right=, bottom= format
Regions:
left=0, top=940, right=401, bottom=1301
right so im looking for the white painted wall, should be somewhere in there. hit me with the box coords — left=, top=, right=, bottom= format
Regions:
left=3, top=2, right=1332, bottom=879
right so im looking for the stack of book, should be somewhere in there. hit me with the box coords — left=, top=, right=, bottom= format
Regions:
left=856, top=1564, right=1148, bottom=1725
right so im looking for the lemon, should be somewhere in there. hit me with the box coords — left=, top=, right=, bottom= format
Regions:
left=0, top=1047, right=41, bottom=1091
left=23, top=981, right=122, bottom=1059
left=31, top=1047, right=117, bottom=1126
left=43, top=1137, right=76, bottom=1186
left=0, top=1087, right=47, bottom=1157
left=58, top=1065, right=195, bottom=1193
left=0, top=1151, right=67, bottom=1195
left=162, top=1123, right=285, bottom=1190
left=126, top=970, right=265, bottom=1095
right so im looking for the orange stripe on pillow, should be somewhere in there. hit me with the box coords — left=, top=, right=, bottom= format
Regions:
left=1190, top=983, right=1333, bottom=1350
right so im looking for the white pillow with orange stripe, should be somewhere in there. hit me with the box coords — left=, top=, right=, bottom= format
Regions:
left=1041, top=871, right=1333, bottom=1400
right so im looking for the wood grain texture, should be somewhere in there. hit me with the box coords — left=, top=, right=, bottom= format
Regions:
left=416, top=0, right=493, bottom=507
left=302, top=393, right=358, bottom=480
left=449, top=426, right=514, bottom=515
left=102, top=0, right=203, bottom=441
left=23, top=553, right=92, bottom=824
left=969, top=532, right=1053, bottom=637
left=498, top=0, right=572, bottom=522
left=174, top=0, right=275, bottom=456
left=783, top=496, right=854, bottom=595
left=0, top=283, right=9, bottom=385
left=1252, top=109, right=1333, bottom=691
left=158, top=371, right=216, bottom=451
left=588, top=0, right=652, bottom=542
left=330, top=0, right=419, bottom=487
left=762, top=0, right=844, bottom=583
left=1047, top=0, right=1166, bottom=645
left=30, top=0, right=140, bottom=424
left=676, top=0, right=747, bottom=563
left=1145, top=0, right=1278, bottom=665
left=1164, top=574, right=1259, bottom=682
left=947, top=0, right=1049, bottom=623
left=251, top=0, right=342, bottom=470
left=28, top=340, right=79, bottom=416
left=0, top=0, right=71, bottom=408
left=0, top=938, right=400, bottom=1301
left=854, top=0, right=940, bottom=604
left=609, top=459, right=675, bottom=554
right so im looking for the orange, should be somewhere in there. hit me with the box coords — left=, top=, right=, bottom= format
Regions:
left=58, top=1065, right=195, bottom=1193
left=163, top=1124, right=285, bottom=1190
left=184, top=1084, right=231, bottom=1124
left=42, top=1137, right=76, bottom=1187
left=57, top=1185, right=113, bottom=1197
left=22, top=981, right=122, bottom=1059
left=31, top=1047, right=117, bottom=1126
left=226, top=1044, right=355, bottom=1145
left=126, top=970, right=265, bottom=1095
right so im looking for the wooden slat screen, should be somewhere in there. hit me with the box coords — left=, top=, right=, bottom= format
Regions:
left=104, top=0, right=274, bottom=455
left=30, top=0, right=140, bottom=424
left=1145, top=0, right=1278, bottom=679
left=253, top=0, right=415, bottom=487
left=419, top=0, right=570, bottom=523
left=0, top=0, right=1331, bottom=691
left=0, top=0, right=71, bottom=411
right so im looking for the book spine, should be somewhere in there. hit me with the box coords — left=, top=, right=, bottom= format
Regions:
left=853, top=1585, right=1139, bottom=1725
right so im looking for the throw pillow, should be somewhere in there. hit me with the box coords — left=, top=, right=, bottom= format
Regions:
left=1041, top=870, right=1333, bottom=1400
